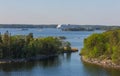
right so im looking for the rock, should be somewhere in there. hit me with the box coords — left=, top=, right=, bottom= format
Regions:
left=81, top=56, right=120, bottom=69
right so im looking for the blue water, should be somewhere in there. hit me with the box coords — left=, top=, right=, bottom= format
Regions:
left=0, top=28, right=119, bottom=76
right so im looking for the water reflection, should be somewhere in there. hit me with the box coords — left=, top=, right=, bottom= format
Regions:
left=82, top=61, right=107, bottom=76
left=0, top=53, right=72, bottom=72
left=0, top=62, right=35, bottom=72
left=66, top=53, right=71, bottom=62
left=82, top=60, right=120, bottom=76
left=59, top=53, right=72, bottom=62
left=100, top=66, right=120, bottom=76
left=37, top=57, right=61, bottom=68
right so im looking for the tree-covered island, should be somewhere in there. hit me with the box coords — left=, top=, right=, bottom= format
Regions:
left=0, top=31, right=77, bottom=63
left=80, top=29, right=120, bottom=69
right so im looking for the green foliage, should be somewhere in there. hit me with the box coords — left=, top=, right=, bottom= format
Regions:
left=81, top=29, right=120, bottom=63
left=0, top=31, right=69, bottom=59
left=64, top=41, right=71, bottom=51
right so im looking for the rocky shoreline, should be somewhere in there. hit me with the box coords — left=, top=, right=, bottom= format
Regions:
left=81, top=56, right=120, bottom=69
left=0, top=55, right=58, bottom=64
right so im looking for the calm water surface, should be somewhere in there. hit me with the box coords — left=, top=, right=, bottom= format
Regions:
left=0, top=28, right=120, bottom=76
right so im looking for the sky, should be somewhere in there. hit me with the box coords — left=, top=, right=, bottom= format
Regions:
left=0, top=0, right=120, bottom=25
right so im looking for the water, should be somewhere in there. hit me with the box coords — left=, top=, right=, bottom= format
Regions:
left=0, top=28, right=120, bottom=76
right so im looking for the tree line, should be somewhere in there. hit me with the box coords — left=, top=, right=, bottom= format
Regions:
left=0, top=31, right=71, bottom=59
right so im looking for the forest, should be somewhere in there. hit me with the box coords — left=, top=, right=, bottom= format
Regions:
left=0, top=31, right=71, bottom=59
left=80, top=29, right=120, bottom=64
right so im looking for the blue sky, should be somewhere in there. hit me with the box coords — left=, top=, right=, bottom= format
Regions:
left=0, top=0, right=120, bottom=25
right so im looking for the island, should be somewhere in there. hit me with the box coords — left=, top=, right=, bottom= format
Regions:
left=0, top=31, right=78, bottom=63
left=80, top=29, right=120, bottom=69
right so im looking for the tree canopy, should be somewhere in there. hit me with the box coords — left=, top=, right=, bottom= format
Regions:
left=81, top=29, right=120, bottom=64
left=0, top=31, right=71, bottom=59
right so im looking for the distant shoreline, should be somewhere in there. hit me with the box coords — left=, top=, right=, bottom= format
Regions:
left=81, top=56, right=120, bottom=69
left=0, top=24, right=120, bottom=31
